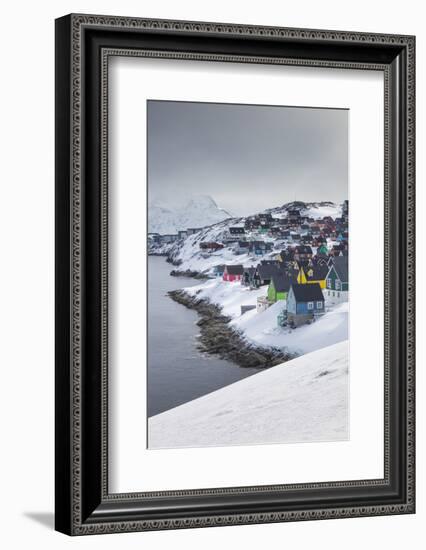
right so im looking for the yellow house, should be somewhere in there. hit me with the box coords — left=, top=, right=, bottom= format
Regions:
left=297, top=265, right=328, bottom=289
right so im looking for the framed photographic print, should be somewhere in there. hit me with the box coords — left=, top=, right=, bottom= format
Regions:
left=55, top=14, right=415, bottom=535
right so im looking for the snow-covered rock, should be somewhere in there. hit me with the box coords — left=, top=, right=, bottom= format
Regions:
left=267, top=200, right=342, bottom=220
left=148, top=195, right=232, bottom=234
left=148, top=341, right=349, bottom=449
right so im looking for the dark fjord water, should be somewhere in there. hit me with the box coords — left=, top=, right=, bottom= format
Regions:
left=148, top=256, right=262, bottom=417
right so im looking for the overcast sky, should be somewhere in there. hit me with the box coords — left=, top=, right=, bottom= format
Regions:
left=147, top=100, right=348, bottom=217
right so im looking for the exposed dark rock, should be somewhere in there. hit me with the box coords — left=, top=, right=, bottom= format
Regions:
left=168, top=290, right=292, bottom=369
left=169, top=269, right=209, bottom=280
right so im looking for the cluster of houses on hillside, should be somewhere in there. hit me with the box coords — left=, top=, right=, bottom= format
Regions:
left=214, top=244, right=349, bottom=329
left=148, top=201, right=349, bottom=252
left=148, top=226, right=204, bottom=246
left=149, top=201, right=349, bottom=328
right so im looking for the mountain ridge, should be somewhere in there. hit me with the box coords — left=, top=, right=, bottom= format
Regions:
left=148, top=194, right=233, bottom=234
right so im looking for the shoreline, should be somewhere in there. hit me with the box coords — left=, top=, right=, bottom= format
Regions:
left=168, top=289, right=292, bottom=369
left=169, top=269, right=209, bottom=279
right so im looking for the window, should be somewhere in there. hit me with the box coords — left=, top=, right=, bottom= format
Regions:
left=336, top=280, right=341, bottom=290
left=327, top=278, right=332, bottom=289
left=317, top=301, right=323, bottom=309
left=307, top=302, right=314, bottom=310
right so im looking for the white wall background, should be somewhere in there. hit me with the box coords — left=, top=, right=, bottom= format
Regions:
left=0, top=0, right=422, bottom=548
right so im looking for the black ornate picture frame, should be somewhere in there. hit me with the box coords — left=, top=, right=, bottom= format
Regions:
left=55, top=14, right=415, bottom=535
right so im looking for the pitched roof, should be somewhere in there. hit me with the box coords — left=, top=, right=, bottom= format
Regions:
left=287, top=267, right=300, bottom=280
left=271, top=272, right=296, bottom=293
left=305, top=264, right=329, bottom=281
left=331, top=256, right=348, bottom=282
left=280, top=249, right=294, bottom=260
left=290, top=283, right=324, bottom=302
left=315, top=252, right=329, bottom=260
left=295, top=245, right=313, bottom=255
left=225, top=264, right=244, bottom=275
left=257, top=263, right=279, bottom=280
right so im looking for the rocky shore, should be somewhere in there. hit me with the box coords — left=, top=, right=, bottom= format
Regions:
left=168, top=290, right=292, bottom=369
left=169, top=269, right=209, bottom=279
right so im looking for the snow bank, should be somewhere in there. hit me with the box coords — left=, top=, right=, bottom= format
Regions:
left=186, top=278, right=265, bottom=318
left=233, top=301, right=349, bottom=355
left=148, top=341, right=349, bottom=449
left=302, top=203, right=342, bottom=220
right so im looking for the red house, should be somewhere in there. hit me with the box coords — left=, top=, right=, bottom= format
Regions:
left=223, top=264, right=244, bottom=282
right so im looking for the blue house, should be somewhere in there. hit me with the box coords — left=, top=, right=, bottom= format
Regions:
left=213, top=264, right=225, bottom=278
left=249, top=241, right=273, bottom=256
left=287, top=283, right=325, bottom=327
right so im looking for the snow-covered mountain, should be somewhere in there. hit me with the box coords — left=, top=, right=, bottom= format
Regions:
left=148, top=195, right=232, bottom=234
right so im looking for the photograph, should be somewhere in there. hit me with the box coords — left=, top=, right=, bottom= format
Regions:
left=147, top=100, right=349, bottom=449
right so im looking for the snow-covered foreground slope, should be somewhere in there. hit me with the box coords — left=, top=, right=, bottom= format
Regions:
left=148, top=341, right=349, bottom=449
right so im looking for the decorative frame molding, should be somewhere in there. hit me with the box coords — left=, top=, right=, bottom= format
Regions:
left=55, top=14, right=415, bottom=535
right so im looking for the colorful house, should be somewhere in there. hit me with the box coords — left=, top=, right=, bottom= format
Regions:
left=267, top=273, right=294, bottom=303
left=314, top=253, right=329, bottom=266
left=213, top=264, right=225, bottom=278
left=223, top=264, right=244, bottom=282
left=233, top=240, right=250, bottom=254
left=229, top=226, right=245, bottom=237
left=297, top=265, right=328, bottom=289
left=278, top=248, right=295, bottom=263
left=250, top=240, right=273, bottom=256
left=287, top=283, right=325, bottom=327
left=226, top=226, right=246, bottom=242
left=325, top=256, right=349, bottom=304
left=199, top=241, right=224, bottom=251
left=252, top=263, right=279, bottom=288
left=293, top=245, right=313, bottom=261
left=317, top=243, right=328, bottom=256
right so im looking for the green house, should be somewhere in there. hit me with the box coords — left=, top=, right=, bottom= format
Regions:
left=317, top=243, right=328, bottom=255
left=326, top=256, right=349, bottom=292
left=267, top=273, right=294, bottom=303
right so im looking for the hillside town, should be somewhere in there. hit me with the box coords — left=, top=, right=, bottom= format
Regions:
left=149, top=200, right=349, bottom=332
